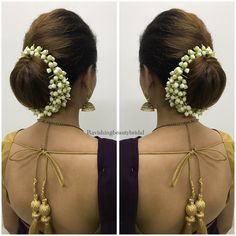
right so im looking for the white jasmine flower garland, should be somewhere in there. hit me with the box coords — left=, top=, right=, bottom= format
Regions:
left=165, top=45, right=216, bottom=117
left=21, top=45, right=71, bottom=117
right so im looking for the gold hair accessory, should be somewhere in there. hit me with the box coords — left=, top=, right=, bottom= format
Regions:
left=141, top=92, right=155, bottom=112
left=82, top=88, right=95, bottom=112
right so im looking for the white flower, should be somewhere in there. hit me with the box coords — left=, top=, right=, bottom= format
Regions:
left=47, top=68, right=52, bottom=74
left=22, top=44, right=72, bottom=117
left=184, top=68, right=190, bottom=74
left=165, top=44, right=214, bottom=117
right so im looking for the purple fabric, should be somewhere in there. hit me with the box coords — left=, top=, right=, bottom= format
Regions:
left=120, top=137, right=219, bottom=234
left=97, top=137, right=117, bottom=234
left=120, top=137, right=139, bottom=234
left=17, top=219, right=28, bottom=234
left=17, top=137, right=116, bottom=234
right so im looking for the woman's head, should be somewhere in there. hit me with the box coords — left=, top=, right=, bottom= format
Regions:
left=10, top=9, right=97, bottom=110
left=139, top=8, right=226, bottom=111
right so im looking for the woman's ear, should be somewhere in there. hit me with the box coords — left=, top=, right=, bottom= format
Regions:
left=140, top=65, right=154, bottom=93
left=81, top=65, right=97, bottom=90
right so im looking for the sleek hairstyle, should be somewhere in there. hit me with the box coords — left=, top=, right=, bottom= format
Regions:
left=139, top=9, right=226, bottom=109
left=10, top=9, right=97, bottom=109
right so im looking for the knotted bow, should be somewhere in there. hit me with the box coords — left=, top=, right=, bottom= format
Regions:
left=171, top=144, right=227, bottom=187
left=9, top=143, right=64, bottom=187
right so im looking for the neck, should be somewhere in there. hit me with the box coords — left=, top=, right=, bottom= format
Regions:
left=38, top=105, right=80, bottom=127
left=156, top=104, right=197, bottom=128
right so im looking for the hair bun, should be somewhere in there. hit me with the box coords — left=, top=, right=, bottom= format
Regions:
left=10, top=56, right=49, bottom=109
left=187, top=56, right=226, bottom=109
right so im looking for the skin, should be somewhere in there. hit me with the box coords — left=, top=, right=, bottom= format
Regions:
left=3, top=65, right=100, bottom=233
left=137, top=65, right=234, bottom=233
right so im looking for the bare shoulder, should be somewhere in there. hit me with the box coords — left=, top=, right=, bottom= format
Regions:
left=13, top=123, right=98, bottom=153
left=138, top=122, right=226, bottom=153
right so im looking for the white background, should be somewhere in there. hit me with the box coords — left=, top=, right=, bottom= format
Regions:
left=120, top=1, right=234, bottom=140
left=2, top=1, right=117, bottom=139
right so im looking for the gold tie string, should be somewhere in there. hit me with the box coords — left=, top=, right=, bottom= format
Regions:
left=139, top=136, right=227, bottom=234
left=171, top=147, right=227, bottom=187
left=9, top=146, right=65, bottom=187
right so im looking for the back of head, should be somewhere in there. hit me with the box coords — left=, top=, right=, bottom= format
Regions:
left=139, top=9, right=226, bottom=110
left=10, top=9, right=97, bottom=110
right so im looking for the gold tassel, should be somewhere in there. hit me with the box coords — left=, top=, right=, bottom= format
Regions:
left=39, top=198, right=54, bottom=234
left=43, top=221, right=53, bottom=234
left=196, top=194, right=207, bottom=234
left=28, top=217, right=40, bottom=234
left=182, top=198, right=197, bottom=234
left=28, top=194, right=41, bottom=234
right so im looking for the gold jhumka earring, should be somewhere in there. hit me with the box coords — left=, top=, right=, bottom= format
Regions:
left=81, top=88, right=95, bottom=112
left=140, top=92, right=155, bottom=112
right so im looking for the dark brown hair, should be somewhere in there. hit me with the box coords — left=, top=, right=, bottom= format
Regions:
left=10, top=9, right=97, bottom=109
left=139, top=9, right=226, bottom=109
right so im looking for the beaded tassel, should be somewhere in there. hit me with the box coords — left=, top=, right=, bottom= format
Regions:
left=39, top=179, right=53, bottom=233
left=29, top=179, right=41, bottom=234
left=196, top=178, right=207, bottom=234
left=39, top=198, right=53, bottom=234
left=183, top=198, right=197, bottom=233
left=182, top=167, right=197, bottom=234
